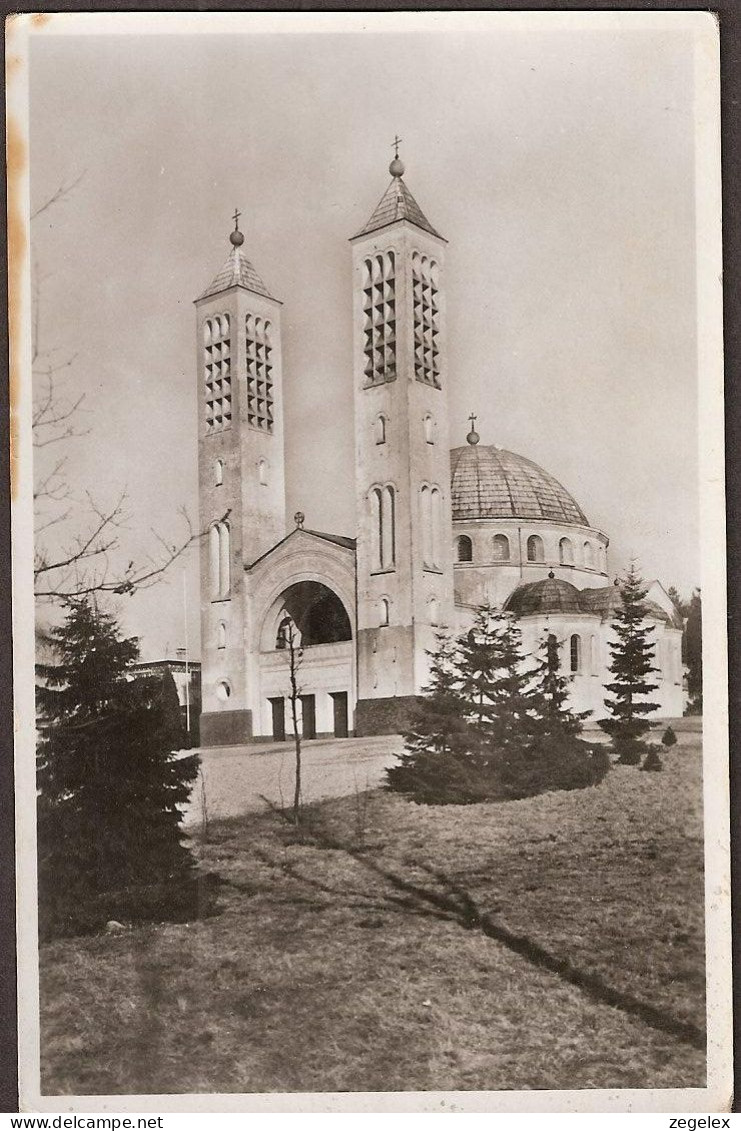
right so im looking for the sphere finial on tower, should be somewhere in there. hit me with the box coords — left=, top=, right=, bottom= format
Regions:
left=466, top=412, right=480, bottom=446
left=230, top=207, right=244, bottom=247
left=389, top=134, right=405, bottom=178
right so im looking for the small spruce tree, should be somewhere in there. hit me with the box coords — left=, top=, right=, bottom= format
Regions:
left=386, top=634, right=482, bottom=804
left=36, top=599, right=201, bottom=938
left=531, top=632, right=591, bottom=737
left=662, top=725, right=677, bottom=748
left=599, top=564, right=660, bottom=765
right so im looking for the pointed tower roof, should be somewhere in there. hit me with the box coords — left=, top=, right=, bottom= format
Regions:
left=198, top=209, right=277, bottom=302
left=352, top=147, right=444, bottom=241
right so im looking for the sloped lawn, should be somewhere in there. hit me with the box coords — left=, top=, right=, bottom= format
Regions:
left=39, top=741, right=705, bottom=1096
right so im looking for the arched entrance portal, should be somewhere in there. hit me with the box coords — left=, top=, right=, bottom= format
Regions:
left=260, top=580, right=354, bottom=741
left=274, top=581, right=352, bottom=649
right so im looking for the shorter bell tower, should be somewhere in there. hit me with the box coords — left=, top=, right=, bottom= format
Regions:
left=196, top=212, right=286, bottom=745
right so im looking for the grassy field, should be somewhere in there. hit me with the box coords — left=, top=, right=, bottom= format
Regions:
left=39, top=736, right=705, bottom=1096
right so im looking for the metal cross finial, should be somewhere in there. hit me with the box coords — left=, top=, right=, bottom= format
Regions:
left=391, top=135, right=402, bottom=159
left=468, top=412, right=477, bottom=431
left=232, top=208, right=241, bottom=231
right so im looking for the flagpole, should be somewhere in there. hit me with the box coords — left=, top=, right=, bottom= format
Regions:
left=183, top=570, right=191, bottom=740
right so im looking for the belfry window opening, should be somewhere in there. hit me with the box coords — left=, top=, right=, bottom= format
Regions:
left=204, top=314, right=232, bottom=433
left=362, top=252, right=396, bottom=387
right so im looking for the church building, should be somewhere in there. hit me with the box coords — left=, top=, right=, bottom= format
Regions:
left=196, top=152, right=684, bottom=746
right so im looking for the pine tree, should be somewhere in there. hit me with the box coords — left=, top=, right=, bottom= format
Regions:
left=386, top=634, right=481, bottom=804
left=530, top=632, right=591, bottom=737
left=36, top=599, right=200, bottom=938
left=599, top=564, right=660, bottom=765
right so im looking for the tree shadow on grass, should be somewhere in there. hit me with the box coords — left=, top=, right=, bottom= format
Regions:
left=255, top=802, right=706, bottom=1053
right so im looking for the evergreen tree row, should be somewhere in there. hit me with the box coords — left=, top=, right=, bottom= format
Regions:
left=387, top=564, right=668, bottom=805
left=386, top=608, right=609, bottom=805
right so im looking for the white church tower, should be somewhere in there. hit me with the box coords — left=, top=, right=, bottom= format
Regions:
left=351, top=146, right=455, bottom=734
left=195, top=212, right=286, bottom=745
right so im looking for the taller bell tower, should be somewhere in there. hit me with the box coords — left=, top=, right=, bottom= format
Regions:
left=196, top=213, right=286, bottom=745
left=351, top=148, right=455, bottom=734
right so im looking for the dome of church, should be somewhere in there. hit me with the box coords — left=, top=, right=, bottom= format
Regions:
left=504, top=576, right=583, bottom=617
left=450, top=444, right=588, bottom=525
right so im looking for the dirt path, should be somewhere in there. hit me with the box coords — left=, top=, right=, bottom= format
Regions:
left=184, top=734, right=401, bottom=827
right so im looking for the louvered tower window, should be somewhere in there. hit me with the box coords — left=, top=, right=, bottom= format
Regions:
left=412, top=253, right=440, bottom=388
left=362, top=253, right=396, bottom=387
left=245, top=315, right=274, bottom=432
left=204, top=315, right=232, bottom=432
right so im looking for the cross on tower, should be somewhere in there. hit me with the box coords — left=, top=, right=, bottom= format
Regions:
left=468, top=412, right=477, bottom=431
left=232, top=208, right=241, bottom=231
left=391, top=135, right=402, bottom=159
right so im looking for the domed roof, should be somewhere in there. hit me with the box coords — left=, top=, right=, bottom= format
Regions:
left=503, top=579, right=678, bottom=625
left=504, top=576, right=583, bottom=617
left=450, top=444, right=588, bottom=525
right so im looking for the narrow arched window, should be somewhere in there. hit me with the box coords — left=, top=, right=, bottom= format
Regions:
left=423, top=414, right=435, bottom=444
left=209, top=524, right=220, bottom=601
left=218, top=522, right=231, bottom=598
left=590, top=634, right=598, bottom=675
left=570, top=634, right=581, bottom=673
left=258, top=458, right=268, bottom=486
left=370, top=487, right=383, bottom=570
left=559, top=537, right=574, bottom=565
left=583, top=541, right=595, bottom=568
left=527, top=534, right=545, bottom=563
left=215, top=459, right=224, bottom=487
left=379, top=597, right=390, bottom=627
left=430, top=487, right=442, bottom=568
left=492, top=534, right=510, bottom=561
left=375, top=414, right=387, bottom=445
left=599, top=545, right=608, bottom=573
left=381, top=485, right=396, bottom=568
left=216, top=680, right=231, bottom=702
left=429, top=596, right=439, bottom=626
left=420, top=485, right=432, bottom=567
left=217, top=621, right=227, bottom=650
left=457, top=535, right=473, bottom=563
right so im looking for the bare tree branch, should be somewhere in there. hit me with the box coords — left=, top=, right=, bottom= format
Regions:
left=30, top=171, right=86, bottom=221
left=32, top=176, right=211, bottom=605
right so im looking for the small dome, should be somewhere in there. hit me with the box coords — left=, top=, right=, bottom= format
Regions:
left=579, top=585, right=678, bottom=626
left=450, top=444, right=588, bottom=525
left=389, top=156, right=405, bottom=177
left=504, top=577, right=583, bottom=617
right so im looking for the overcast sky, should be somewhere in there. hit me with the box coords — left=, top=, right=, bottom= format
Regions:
left=30, top=18, right=701, bottom=659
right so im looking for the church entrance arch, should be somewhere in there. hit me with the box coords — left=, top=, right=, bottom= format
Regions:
left=272, top=580, right=352, bottom=649
left=257, top=576, right=355, bottom=741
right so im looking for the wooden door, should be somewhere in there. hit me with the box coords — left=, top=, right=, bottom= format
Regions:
left=300, top=694, right=316, bottom=740
left=332, top=691, right=349, bottom=738
left=269, top=697, right=285, bottom=742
